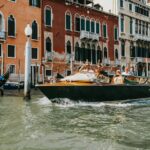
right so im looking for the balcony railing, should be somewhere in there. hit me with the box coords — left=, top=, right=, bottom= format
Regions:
left=114, top=60, right=120, bottom=65
left=80, top=31, right=99, bottom=41
left=103, top=58, right=110, bottom=65
left=0, top=31, right=6, bottom=40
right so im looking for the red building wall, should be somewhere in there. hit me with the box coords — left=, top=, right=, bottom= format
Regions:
left=42, top=0, right=119, bottom=75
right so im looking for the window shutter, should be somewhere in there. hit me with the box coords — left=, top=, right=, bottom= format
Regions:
left=46, top=9, right=51, bottom=26
left=66, top=15, right=71, bottom=30
left=29, top=0, right=32, bottom=6
left=37, top=0, right=41, bottom=7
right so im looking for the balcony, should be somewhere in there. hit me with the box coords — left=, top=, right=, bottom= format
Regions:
left=0, top=31, right=6, bottom=41
left=103, top=58, right=110, bottom=65
left=114, top=60, right=120, bottom=65
left=80, top=31, right=99, bottom=41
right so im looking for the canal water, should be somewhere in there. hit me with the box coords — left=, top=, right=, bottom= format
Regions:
left=0, top=91, right=150, bottom=150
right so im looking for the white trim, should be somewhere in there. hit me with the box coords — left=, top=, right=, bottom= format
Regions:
left=7, top=44, right=16, bottom=58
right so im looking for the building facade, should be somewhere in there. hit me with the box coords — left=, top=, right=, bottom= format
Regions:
left=42, top=0, right=119, bottom=78
left=113, top=0, right=150, bottom=76
left=0, top=0, right=41, bottom=84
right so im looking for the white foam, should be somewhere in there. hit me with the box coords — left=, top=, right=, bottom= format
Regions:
left=36, top=97, right=52, bottom=105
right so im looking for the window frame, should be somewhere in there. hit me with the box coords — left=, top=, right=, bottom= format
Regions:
left=44, top=6, right=52, bottom=27
left=31, top=47, right=38, bottom=60
left=65, top=11, right=72, bottom=31
left=7, top=44, right=16, bottom=58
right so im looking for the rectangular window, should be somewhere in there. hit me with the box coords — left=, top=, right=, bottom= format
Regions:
left=114, top=27, right=118, bottom=40
left=135, top=19, right=138, bottom=34
left=0, top=44, right=1, bottom=57
left=66, top=14, right=71, bottom=30
left=121, top=17, right=124, bottom=32
left=130, top=18, right=133, bottom=34
left=29, top=0, right=41, bottom=8
left=8, top=64, right=15, bottom=74
left=46, top=69, right=52, bottom=76
left=66, top=70, right=71, bottom=76
left=96, top=22, right=100, bottom=34
left=32, top=48, right=38, bottom=59
left=81, top=18, right=85, bottom=31
left=120, top=0, right=123, bottom=8
left=86, top=20, right=90, bottom=32
left=121, top=43, right=125, bottom=57
left=7, top=45, right=15, bottom=58
left=103, top=24, right=107, bottom=38
left=75, top=17, right=80, bottom=32
left=129, top=3, right=132, bottom=11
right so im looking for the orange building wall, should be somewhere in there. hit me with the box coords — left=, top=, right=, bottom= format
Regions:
left=0, top=0, right=41, bottom=75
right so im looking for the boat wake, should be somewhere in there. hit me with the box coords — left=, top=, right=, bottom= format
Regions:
left=36, top=97, right=150, bottom=108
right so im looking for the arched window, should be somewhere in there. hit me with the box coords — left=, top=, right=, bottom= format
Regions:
left=32, top=20, right=38, bottom=40
left=75, top=42, right=80, bottom=61
left=97, top=46, right=102, bottom=63
left=92, top=44, right=96, bottom=64
left=91, top=19, right=95, bottom=33
left=96, top=21, right=100, bottom=34
left=46, top=37, right=51, bottom=52
left=81, top=16, right=85, bottom=31
left=0, top=14, right=3, bottom=31
left=75, top=14, right=80, bottom=32
left=86, top=17, right=90, bottom=32
left=103, top=23, right=107, bottom=38
left=66, top=41, right=71, bottom=54
left=130, top=43, right=135, bottom=57
left=115, top=49, right=118, bottom=59
left=104, top=47, right=107, bottom=58
left=45, top=6, right=52, bottom=26
left=121, top=41, right=125, bottom=57
left=8, top=15, right=15, bottom=36
left=65, top=11, right=71, bottom=31
left=81, top=42, right=85, bottom=61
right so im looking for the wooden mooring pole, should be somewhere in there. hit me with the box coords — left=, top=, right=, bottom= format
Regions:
left=0, top=88, right=4, bottom=96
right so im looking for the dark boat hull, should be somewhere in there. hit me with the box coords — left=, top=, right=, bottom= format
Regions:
left=38, top=84, right=150, bottom=102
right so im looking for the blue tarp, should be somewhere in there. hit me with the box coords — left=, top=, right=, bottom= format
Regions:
left=0, top=76, right=4, bottom=81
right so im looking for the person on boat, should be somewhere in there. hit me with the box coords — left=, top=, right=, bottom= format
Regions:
left=113, top=70, right=124, bottom=84
left=129, top=66, right=135, bottom=76
left=122, top=67, right=130, bottom=76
